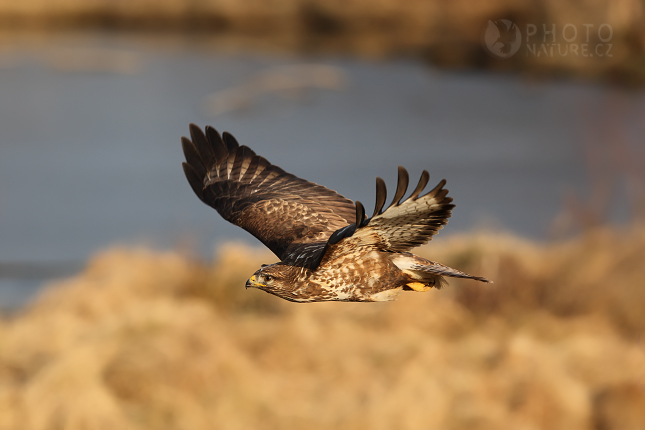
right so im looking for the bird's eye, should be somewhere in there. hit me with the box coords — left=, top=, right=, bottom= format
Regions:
left=265, top=275, right=273, bottom=282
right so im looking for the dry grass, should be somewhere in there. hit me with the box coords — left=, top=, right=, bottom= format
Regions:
left=0, top=229, right=644, bottom=430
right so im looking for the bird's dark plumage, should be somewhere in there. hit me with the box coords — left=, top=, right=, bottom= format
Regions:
left=182, top=124, right=357, bottom=269
left=182, top=124, right=490, bottom=302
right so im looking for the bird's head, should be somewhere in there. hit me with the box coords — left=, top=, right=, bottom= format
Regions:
left=246, top=263, right=300, bottom=299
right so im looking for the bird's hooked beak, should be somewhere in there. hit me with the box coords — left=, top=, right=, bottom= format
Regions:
left=246, top=275, right=265, bottom=289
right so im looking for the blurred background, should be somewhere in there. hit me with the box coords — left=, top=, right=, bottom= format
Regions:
left=0, top=1, right=644, bottom=429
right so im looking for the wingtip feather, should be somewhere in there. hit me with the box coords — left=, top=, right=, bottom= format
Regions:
left=355, top=201, right=366, bottom=228
left=205, top=125, right=229, bottom=163
left=182, top=162, right=206, bottom=202
left=222, top=131, right=240, bottom=153
left=184, top=139, right=208, bottom=182
left=373, top=177, right=387, bottom=217
left=387, top=166, right=409, bottom=209
left=189, top=123, right=217, bottom=168
left=408, top=170, right=430, bottom=201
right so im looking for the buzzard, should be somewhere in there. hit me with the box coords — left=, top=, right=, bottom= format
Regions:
left=181, top=124, right=490, bottom=302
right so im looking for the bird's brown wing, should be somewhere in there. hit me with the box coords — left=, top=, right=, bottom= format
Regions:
left=181, top=124, right=356, bottom=267
left=326, top=167, right=454, bottom=253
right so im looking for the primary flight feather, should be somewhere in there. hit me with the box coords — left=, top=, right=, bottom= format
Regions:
left=181, top=124, right=490, bottom=302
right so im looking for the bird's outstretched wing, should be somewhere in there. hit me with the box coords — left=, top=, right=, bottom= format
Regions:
left=181, top=124, right=357, bottom=267
left=327, top=167, right=454, bottom=253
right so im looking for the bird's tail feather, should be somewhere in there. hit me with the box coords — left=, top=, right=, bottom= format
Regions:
left=392, top=253, right=491, bottom=291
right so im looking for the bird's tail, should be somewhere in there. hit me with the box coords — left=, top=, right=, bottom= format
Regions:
left=392, top=253, right=491, bottom=291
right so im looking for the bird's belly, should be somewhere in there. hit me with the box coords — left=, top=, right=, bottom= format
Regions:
left=303, top=251, right=404, bottom=301
left=305, top=273, right=401, bottom=302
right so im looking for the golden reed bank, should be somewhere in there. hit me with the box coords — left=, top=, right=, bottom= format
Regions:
left=0, top=227, right=643, bottom=429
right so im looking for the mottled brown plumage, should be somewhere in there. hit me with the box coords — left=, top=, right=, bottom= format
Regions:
left=182, top=124, right=490, bottom=302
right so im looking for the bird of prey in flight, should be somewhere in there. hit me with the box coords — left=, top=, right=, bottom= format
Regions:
left=181, top=124, right=490, bottom=302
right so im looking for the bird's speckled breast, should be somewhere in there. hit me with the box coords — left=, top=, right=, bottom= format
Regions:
left=290, top=249, right=406, bottom=301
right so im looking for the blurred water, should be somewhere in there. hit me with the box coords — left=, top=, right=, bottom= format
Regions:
left=0, top=33, right=642, bottom=308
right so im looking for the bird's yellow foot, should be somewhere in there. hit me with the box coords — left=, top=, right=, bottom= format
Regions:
left=406, top=282, right=433, bottom=292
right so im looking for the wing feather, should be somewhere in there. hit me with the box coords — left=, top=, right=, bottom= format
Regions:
left=205, top=126, right=229, bottom=162
left=387, top=166, right=409, bottom=209
left=373, top=177, right=387, bottom=217
left=182, top=162, right=206, bottom=204
left=407, top=170, right=430, bottom=201
left=181, top=137, right=207, bottom=179
left=328, top=169, right=454, bottom=253
left=182, top=124, right=357, bottom=265
left=189, top=124, right=216, bottom=168
left=222, top=131, right=240, bottom=152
